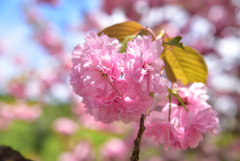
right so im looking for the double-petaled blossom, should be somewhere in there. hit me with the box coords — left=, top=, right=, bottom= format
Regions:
left=71, top=33, right=126, bottom=124
left=123, top=35, right=168, bottom=99
left=86, top=95, right=153, bottom=124
left=71, top=33, right=122, bottom=99
left=70, top=33, right=167, bottom=124
left=145, top=83, right=219, bottom=151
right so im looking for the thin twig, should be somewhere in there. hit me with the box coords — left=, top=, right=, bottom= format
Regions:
left=168, top=93, right=172, bottom=122
left=175, top=93, right=188, bottom=112
left=145, top=27, right=157, bottom=41
left=130, top=114, right=146, bottom=161
left=108, top=80, right=121, bottom=96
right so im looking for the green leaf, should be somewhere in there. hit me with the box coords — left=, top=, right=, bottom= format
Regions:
left=162, top=55, right=177, bottom=82
left=164, top=36, right=185, bottom=50
left=98, top=21, right=144, bottom=42
left=162, top=46, right=208, bottom=85
left=119, top=35, right=137, bottom=53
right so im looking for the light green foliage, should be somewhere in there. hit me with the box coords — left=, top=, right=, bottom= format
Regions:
left=164, top=36, right=185, bottom=50
left=120, top=35, right=137, bottom=53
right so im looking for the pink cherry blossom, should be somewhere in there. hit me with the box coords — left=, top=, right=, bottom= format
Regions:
left=101, top=138, right=128, bottom=161
left=70, top=32, right=122, bottom=99
left=36, top=27, right=63, bottom=55
left=144, top=111, right=183, bottom=151
left=71, top=101, right=86, bottom=116
left=37, top=0, right=60, bottom=6
left=7, top=81, right=27, bottom=99
left=0, top=117, right=12, bottom=130
left=76, top=103, right=126, bottom=133
left=70, top=33, right=127, bottom=124
left=52, top=117, right=77, bottom=135
left=73, top=141, right=94, bottom=160
left=0, top=102, right=42, bottom=122
left=70, top=33, right=126, bottom=123
left=12, top=104, right=42, bottom=122
left=86, top=95, right=153, bottom=124
left=145, top=83, right=219, bottom=151
left=150, top=92, right=169, bottom=112
left=59, top=141, right=94, bottom=161
left=124, top=35, right=168, bottom=99
left=58, top=152, right=78, bottom=161
left=70, top=33, right=164, bottom=124
left=0, top=101, right=42, bottom=130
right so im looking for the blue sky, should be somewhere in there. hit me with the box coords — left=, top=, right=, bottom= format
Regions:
left=0, top=0, right=100, bottom=87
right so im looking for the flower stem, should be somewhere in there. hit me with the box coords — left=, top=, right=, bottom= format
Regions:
left=145, top=27, right=157, bottom=41
left=130, top=114, right=146, bottom=161
left=168, top=93, right=172, bottom=122
left=167, top=88, right=188, bottom=112
left=108, top=80, right=121, bottom=96
left=176, top=94, right=188, bottom=112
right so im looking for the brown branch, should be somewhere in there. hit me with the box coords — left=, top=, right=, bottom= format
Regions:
left=130, top=114, right=146, bottom=161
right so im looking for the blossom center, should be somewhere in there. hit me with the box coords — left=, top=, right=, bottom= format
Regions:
left=143, top=63, right=152, bottom=71
left=177, top=97, right=188, bottom=106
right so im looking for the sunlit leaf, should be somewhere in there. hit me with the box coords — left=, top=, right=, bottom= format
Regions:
left=162, top=56, right=177, bottom=82
left=164, top=36, right=185, bottom=50
left=162, top=46, right=208, bottom=85
left=120, top=35, right=137, bottom=53
left=98, top=21, right=144, bottom=42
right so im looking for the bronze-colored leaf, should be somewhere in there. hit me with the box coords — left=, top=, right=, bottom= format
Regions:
left=98, top=21, right=144, bottom=42
left=162, top=56, right=177, bottom=82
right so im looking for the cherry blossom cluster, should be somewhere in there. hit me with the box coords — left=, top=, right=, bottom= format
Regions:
left=144, top=83, right=219, bottom=151
left=70, top=33, right=168, bottom=124
left=70, top=33, right=219, bottom=151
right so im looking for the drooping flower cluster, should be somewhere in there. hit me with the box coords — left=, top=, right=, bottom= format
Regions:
left=144, top=83, right=219, bottom=151
left=70, top=33, right=168, bottom=124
